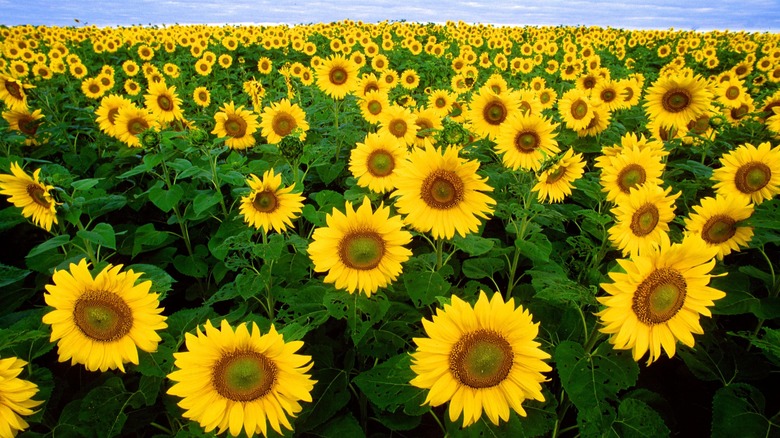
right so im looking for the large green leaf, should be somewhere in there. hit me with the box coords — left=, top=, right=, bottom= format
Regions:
left=712, top=383, right=776, bottom=438
left=352, top=354, right=426, bottom=413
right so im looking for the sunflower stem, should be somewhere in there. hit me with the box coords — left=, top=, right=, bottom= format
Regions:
left=160, top=157, right=194, bottom=257
left=206, top=145, right=229, bottom=218
left=429, top=409, right=446, bottom=435
left=435, top=238, right=445, bottom=271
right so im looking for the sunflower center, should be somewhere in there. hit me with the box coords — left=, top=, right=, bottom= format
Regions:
left=601, top=89, right=616, bottom=102
left=435, top=97, right=447, bottom=108
left=19, top=116, right=40, bottom=136
left=213, top=351, right=276, bottom=402
left=26, top=184, right=51, bottom=208
left=449, top=330, right=513, bottom=389
left=571, top=99, right=589, bottom=120
left=617, top=164, right=647, bottom=193
left=540, top=92, right=551, bottom=104
left=630, top=203, right=660, bottom=237
left=725, top=86, right=740, bottom=100
left=731, top=104, right=749, bottom=120
left=198, top=91, right=208, bottom=102
left=329, top=67, right=348, bottom=85
left=89, top=84, right=101, bottom=94
left=128, top=118, right=149, bottom=135
left=252, top=190, right=278, bottom=213
left=366, top=150, right=395, bottom=177
left=687, top=115, right=710, bottom=134
left=701, top=214, right=737, bottom=244
left=583, top=77, right=596, bottom=89
left=624, top=87, right=635, bottom=101
left=157, top=94, right=173, bottom=111
left=108, top=108, right=120, bottom=123
left=273, top=113, right=296, bottom=137
left=546, top=165, right=567, bottom=184
left=662, top=89, right=691, bottom=113
left=420, top=169, right=464, bottom=209
left=73, top=291, right=134, bottom=341
left=483, top=100, right=507, bottom=125
left=389, top=119, right=407, bottom=138
left=632, top=267, right=687, bottom=325
left=415, top=119, right=433, bottom=138
left=339, top=232, right=385, bottom=270
left=367, top=100, right=382, bottom=115
left=514, top=131, right=539, bottom=153
left=734, top=162, right=771, bottom=194
left=5, top=80, right=23, bottom=100
left=224, top=115, right=248, bottom=138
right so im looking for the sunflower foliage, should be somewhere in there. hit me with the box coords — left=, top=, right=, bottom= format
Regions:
left=0, top=20, right=779, bottom=438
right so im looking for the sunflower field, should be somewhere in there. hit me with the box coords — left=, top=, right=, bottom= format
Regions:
left=1, top=20, right=780, bottom=438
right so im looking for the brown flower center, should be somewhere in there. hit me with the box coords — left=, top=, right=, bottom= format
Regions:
left=366, top=149, right=395, bottom=177
left=157, top=94, right=173, bottom=111
left=583, top=77, right=596, bottom=89
left=420, top=169, right=464, bottom=209
left=570, top=99, right=589, bottom=120
left=632, top=267, right=687, bottom=325
left=329, top=66, right=348, bottom=85
left=482, top=99, right=507, bottom=125
left=224, top=115, right=248, bottom=138
left=389, top=119, right=407, bottom=138
left=73, top=291, right=133, bottom=341
left=624, top=87, right=635, bottom=102
left=514, top=131, right=539, bottom=153
left=449, top=329, right=513, bottom=389
left=252, top=190, right=278, bottom=213
left=18, top=116, right=41, bottom=136
left=88, top=84, right=101, bottom=94
left=725, top=86, right=740, bottom=100
left=415, top=119, right=433, bottom=139
left=617, top=164, right=647, bottom=193
left=630, top=203, right=660, bottom=237
left=213, top=350, right=276, bottom=402
left=107, top=108, right=120, bottom=124
left=339, top=231, right=385, bottom=270
left=734, top=162, right=771, bottom=194
left=701, top=214, right=737, bottom=244
left=601, top=89, right=616, bottom=103
left=546, top=165, right=567, bottom=184
left=128, top=117, right=149, bottom=135
left=26, top=184, right=51, bottom=208
left=661, top=89, right=691, bottom=113
left=272, top=113, right=296, bottom=137
left=367, top=100, right=382, bottom=115
left=434, top=97, right=447, bottom=108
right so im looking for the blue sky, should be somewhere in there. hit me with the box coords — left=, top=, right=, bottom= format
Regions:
left=0, top=0, right=779, bottom=31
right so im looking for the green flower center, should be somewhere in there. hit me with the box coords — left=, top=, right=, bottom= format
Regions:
left=213, top=351, right=276, bottom=402
left=450, top=329, right=513, bottom=389
left=632, top=267, right=687, bottom=325
left=701, top=214, right=737, bottom=244
left=273, top=113, right=295, bottom=137
left=735, top=162, right=771, bottom=194
left=601, top=89, right=616, bottom=102
left=73, top=291, right=133, bottom=341
left=725, top=86, right=740, bottom=100
left=367, top=150, right=395, bottom=177
left=630, top=203, right=660, bottom=237
left=367, top=100, right=383, bottom=115
left=389, top=119, right=407, bottom=138
left=662, top=89, right=691, bottom=113
left=340, top=232, right=385, bottom=270
left=514, top=131, right=539, bottom=153
left=329, top=67, right=348, bottom=85
left=420, top=169, right=464, bottom=209
left=483, top=100, right=507, bottom=125
left=252, top=190, right=278, bottom=213
left=157, top=94, right=173, bottom=111
left=571, top=99, right=589, bottom=120
left=617, top=164, right=647, bottom=194
left=224, top=115, right=248, bottom=138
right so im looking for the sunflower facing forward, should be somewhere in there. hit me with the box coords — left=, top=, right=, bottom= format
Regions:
left=41, top=259, right=168, bottom=372
left=0, top=162, right=58, bottom=231
left=259, top=99, right=309, bottom=145
left=349, top=131, right=407, bottom=193
left=683, top=194, right=754, bottom=260
left=308, top=197, right=412, bottom=296
left=212, top=102, right=260, bottom=150
left=410, top=291, right=551, bottom=427
left=644, top=73, right=713, bottom=129
left=0, top=356, right=43, bottom=437
left=239, top=169, right=304, bottom=233
left=167, top=320, right=316, bottom=438
left=711, top=141, right=780, bottom=205
left=608, top=184, right=680, bottom=257
left=597, top=145, right=666, bottom=204
left=532, top=148, right=587, bottom=203
left=315, top=54, right=359, bottom=99
left=494, top=112, right=560, bottom=171
left=597, top=238, right=724, bottom=365
left=144, top=81, right=184, bottom=124
left=392, top=145, right=496, bottom=240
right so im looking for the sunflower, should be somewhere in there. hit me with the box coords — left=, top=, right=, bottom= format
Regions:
left=712, top=142, right=780, bottom=205
left=0, top=356, right=43, bottom=437
left=114, top=105, right=158, bottom=148
left=716, top=77, right=748, bottom=109
left=392, top=145, right=495, bottom=239
left=577, top=104, right=612, bottom=137
left=410, top=291, right=551, bottom=427
left=683, top=194, right=754, bottom=260
left=0, top=162, right=58, bottom=231
left=259, top=99, right=309, bottom=145
left=41, top=259, right=167, bottom=372
left=466, top=88, right=519, bottom=140
left=239, top=169, right=304, bottom=233
left=427, top=89, right=456, bottom=117
left=315, top=54, right=359, bottom=99
left=144, top=81, right=184, bottom=124
left=193, top=86, right=211, bottom=108
left=349, top=131, right=407, bottom=193
left=644, top=73, right=713, bottom=129
left=597, top=238, right=724, bottom=365
left=308, top=197, right=412, bottom=296
left=592, top=80, right=626, bottom=112
left=2, top=107, right=45, bottom=145
left=378, top=104, right=418, bottom=146
left=412, top=107, right=443, bottom=149
left=194, top=58, right=213, bottom=76
left=212, top=102, right=260, bottom=150
left=494, top=112, right=559, bottom=171
left=81, top=77, right=104, bottom=99
left=358, top=90, right=390, bottom=125
left=355, top=73, right=387, bottom=98
left=167, top=319, right=316, bottom=438
left=597, top=146, right=666, bottom=204
left=558, top=88, right=595, bottom=131
left=608, top=184, right=680, bottom=257
left=95, top=94, right=132, bottom=137
left=400, top=69, right=420, bottom=90
left=124, top=79, right=141, bottom=96
left=532, top=148, right=587, bottom=203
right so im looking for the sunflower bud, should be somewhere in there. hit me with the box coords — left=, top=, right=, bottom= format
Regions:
left=279, top=130, right=305, bottom=162
left=139, top=129, right=161, bottom=149
left=436, top=118, right=470, bottom=146
left=188, top=127, right=210, bottom=147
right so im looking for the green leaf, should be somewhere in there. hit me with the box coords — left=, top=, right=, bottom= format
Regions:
left=82, top=194, right=127, bottom=218
left=402, top=269, right=451, bottom=307
left=192, top=191, right=222, bottom=216
left=515, top=231, right=552, bottom=264
left=613, top=398, right=671, bottom=438
left=77, top=222, right=116, bottom=250
left=321, top=413, right=365, bottom=438
left=452, top=234, right=495, bottom=256
left=296, top=368, right=351, bottom=432
left=127, top=263, right=176, bottom=296
left=352, top=354, right=426, bottom=412
left=0, top=262, right=31, bottom=287
left=131, top=223, right=174, bottom=258
left=462, top=257, right=505, bottom=279
left=148, top=184, right=184, bottom=212
left=71, top=178, right=102, bottom=190
left=76, top=377, right=144, bottom=438
left=0, top=206, right=27, bottom=231
left=530, top=267, right=597, bottom=306
left=712, top=383, right=776, bottom=438
left=26, top=234, right=70, bottom=259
